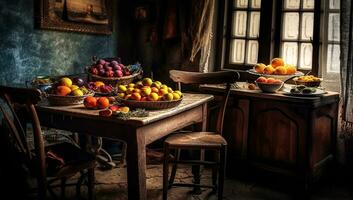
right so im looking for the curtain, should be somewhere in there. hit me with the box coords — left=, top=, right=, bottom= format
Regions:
left=180, top=0, right=215, bottom=72
left=340, top=0, right=353, bottom=138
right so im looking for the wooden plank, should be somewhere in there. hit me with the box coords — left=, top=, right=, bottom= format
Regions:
left=37, top=93, right=214, bottom=126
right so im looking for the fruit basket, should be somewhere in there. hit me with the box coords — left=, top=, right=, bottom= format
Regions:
left=248, top=69, right=304, bottom=81
left=86, top=57, right=143, bottom=86
left=292, top=76, right=322, bottom=87
left=116, top=97, right=183, bottom=110
left=47, top=92, right=95, bottom=106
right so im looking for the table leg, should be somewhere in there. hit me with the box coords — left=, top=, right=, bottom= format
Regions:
left=126, top=130, right=147, bottom=200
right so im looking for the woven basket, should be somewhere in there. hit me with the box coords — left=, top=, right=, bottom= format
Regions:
left=117, top=97, right=183, bottom=110
left=86, top=68, right=142, bottom=86
left=47, top=92, right=94, bottom=106
left=293, top=79, right=321, bottom=87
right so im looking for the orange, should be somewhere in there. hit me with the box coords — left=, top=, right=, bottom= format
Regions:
left=274, top=66, right=287, bottom=75
left=84, top=96, right=97, bottom=109
left=94, top=81, right=105, bottom=88
left=97, top=97, right=110, bottom=109
left=263, top=65, right=275, bottom=75
left=254, top=63, right=266, bottom=73
left=271, top=58, right=285, bottom=68
left=56, top=86, right=71, bottom=96
left=285, top=65, right=297, bottom=75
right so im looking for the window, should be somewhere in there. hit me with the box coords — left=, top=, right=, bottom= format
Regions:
left=218, top=0, right=340, bottom=79
left=228, top=0, right=261, bottom=66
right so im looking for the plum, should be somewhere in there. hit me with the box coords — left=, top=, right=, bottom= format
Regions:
left=99, top=69, right=106, bottom=76
left=105, top=66, right=113, bottom=71
left=73, top=77, right=85, bottom=87
left=104, top=62, right=110, bottom=68
left=115, top=70, right=123, bottom=77
left=96, top=64, right=104, bottom=70
left=113, top=64, right=121, bottom=71
left=98, top=59, right=106, bottom=65
left=111, top=60, right=119, bottom=65
left=90, top=68, right=99, bottom=75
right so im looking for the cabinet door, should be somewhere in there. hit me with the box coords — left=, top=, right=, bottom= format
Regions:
left=223, top=98, right=249, bottom=160
left=249, top=100, right=308, bottom=168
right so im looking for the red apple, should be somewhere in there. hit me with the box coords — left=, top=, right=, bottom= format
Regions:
left=266, top=78, right=276, bottom=84
left=256, top=77, right=267, bottom=83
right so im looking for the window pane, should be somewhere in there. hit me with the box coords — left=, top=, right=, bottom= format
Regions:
left=232, top=11, right=247, bottom=37
left=299, top=43, right=312, bottom=69
left=327, top=44, right=340, bottom=73
left=328, top=13, right=340, bottom=42
left=251, top=0, right=261, bottom=8
left=249, top=12, right=261, bottom=38
left=282, top=42, right=298, bottom=66
left=303, top=0, right=314, bottom=9
left=329, top=0, right=340, bottom=9
left=301, top=13, right=314, bottom=40
left=236, top=0, right=248, bottom=8
left=284, top=0, right=300, bottom=9
left=230, top=39, right=245, bottom=63
left=283, top=13, right=299, bottom=40
left=247, top=40, right=259, bottom=64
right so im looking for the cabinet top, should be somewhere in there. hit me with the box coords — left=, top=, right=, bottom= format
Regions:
left=200, top=84, right=339, bottom=107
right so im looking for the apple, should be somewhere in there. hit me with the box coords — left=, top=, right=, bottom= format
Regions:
left=111, top=61, right=119, bottom=65
left=141, top=86, right=151, bottom=96
left=113, top=64, right=121, bottom=71
left=105, top=66, right=113, bottom=71
left=256, top=77, right=267, bottom=83
left=272, top=79, right=283, bottom=84
left=131, top=92, right=142, bottom=101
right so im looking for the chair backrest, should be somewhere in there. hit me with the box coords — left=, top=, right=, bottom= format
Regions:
left=0, top=86, right=45, bottom=177
left=169, top=70, right=239, bottom=135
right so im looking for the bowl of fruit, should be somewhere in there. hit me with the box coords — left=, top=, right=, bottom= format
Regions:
left=87, top=81, right=116, bottom=96
left=86, top=57, right=142, bottom=86
left=248, top=58, right=304, bottom=81
left=292, top=75, right=322, bottom=87
left=115, top=78, right=183, bottom=110
left=46, top=77, right=94, bottom=106
left=255, top=77, right=284, bottom=93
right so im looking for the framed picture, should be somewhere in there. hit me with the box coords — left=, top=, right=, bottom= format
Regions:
left=36, top=0, right=113, bottom=35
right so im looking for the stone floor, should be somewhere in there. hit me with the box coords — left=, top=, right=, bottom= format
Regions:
left=42, top=163, right=353, bottom=200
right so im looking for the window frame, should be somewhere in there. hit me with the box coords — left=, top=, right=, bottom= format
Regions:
left=216, top=0, right=322, bottom=76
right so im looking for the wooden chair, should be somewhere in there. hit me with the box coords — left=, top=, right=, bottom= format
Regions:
left=163, top=70, right=239, bottom=200
left=0, top=85, right=96, bottom=200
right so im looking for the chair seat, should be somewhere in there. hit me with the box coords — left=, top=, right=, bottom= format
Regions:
left=165, top=132, right=227, bottom=149
left=43, top=142, right=96, bottom=178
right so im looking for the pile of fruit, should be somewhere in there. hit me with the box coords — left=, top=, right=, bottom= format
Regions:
left=294, top=75, right=321, bottom=82
left=83, top=96, right=130, bottom=116
left=254, top=58, right=297, bottom=75
left=52, top=77, right=89, bottom=96
left=290, top=85, right=317, bottom=94
left=255, top=77, right=283, bottom=84
left=87, top=81, right=114, bottom=94
left=88, top=58, right=140, bottom=78
left=116, top=78, right=183, bottom=101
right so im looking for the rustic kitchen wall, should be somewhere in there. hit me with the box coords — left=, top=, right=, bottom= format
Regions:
left=0, top=0, right=119, bottom=85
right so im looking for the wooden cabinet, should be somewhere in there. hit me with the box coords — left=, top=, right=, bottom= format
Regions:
left=202, top=85, right=339, bottom=187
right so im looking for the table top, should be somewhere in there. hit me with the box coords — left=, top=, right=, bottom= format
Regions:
left=201, top=83, right=339, bottom=107
left=37, top=93, right=214, bottom=126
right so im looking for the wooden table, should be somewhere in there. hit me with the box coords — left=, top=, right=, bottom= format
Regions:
left=36, top=93, right=213, bottom=200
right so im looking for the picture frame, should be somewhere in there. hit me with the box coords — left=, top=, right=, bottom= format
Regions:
left=36, top=0, right=113, bottom=35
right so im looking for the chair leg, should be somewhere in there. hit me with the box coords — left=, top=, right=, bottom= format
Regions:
left=168, top=148, right=180, bottom=188
left=60, top=178, right=67, bottom=199
left=212, top=149, right=220, bottom=192
left=87, top=168, right=95, bottom=200
left=218, top=145, right=227, bottom=200
left=163, top=144, right=170, bottom=200
left=76, top=172, right=85, bottom=199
